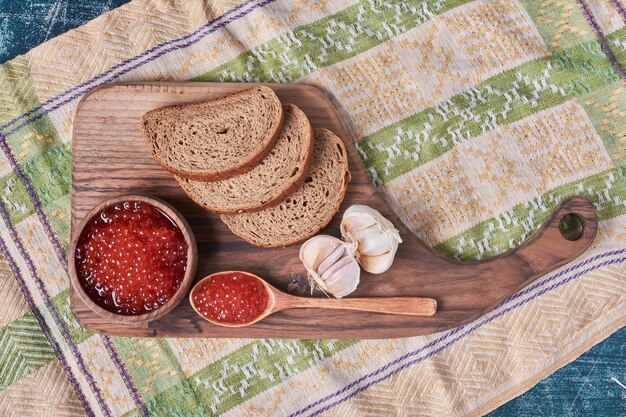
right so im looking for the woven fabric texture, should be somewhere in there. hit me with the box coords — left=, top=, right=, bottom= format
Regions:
left=0, top=0, right=624, bottom=416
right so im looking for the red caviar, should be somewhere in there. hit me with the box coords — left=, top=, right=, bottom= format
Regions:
left=75, top=201, right=188, bottom=315
left=192, top=272, right=268, bottom=324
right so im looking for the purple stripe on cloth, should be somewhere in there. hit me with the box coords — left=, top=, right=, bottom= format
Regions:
left=497, top=247, right=626, bottom=307
left=0, top=0, right=278, bottom=273
left=0, top=234, right=95, bottom=417
left=289, top=251, right=626, bottom=417
left=307, top=255, right=626, bottom=417
left=577, top=0, right=626, bottom=83
left=0, top=0, right=277, bottom=271
left=102, top=336, right=149, bottom=417
left=0, top=133, right=67, bottom=269
left=3, top=0, right=278, bottom=138
left=0, top=5, right=278, bottom=403
left=0, top=3, right=277, bottom=412
left=609, top=0, right=626, bottom=24
left=0, top=0, right=259, bottom=134
left=0, top=200, right=112, bottom=417
left=0, top=132, right=151, bottom=413
left=1, top=0, right=278, bottom=138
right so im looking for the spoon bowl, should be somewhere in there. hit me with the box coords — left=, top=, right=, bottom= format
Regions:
left=189, top=271, right=437, bottom=328
left=189, top=271, right=278, bottom=328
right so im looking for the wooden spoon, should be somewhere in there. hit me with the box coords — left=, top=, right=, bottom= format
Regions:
left=189, top=271, right=437, bottom=328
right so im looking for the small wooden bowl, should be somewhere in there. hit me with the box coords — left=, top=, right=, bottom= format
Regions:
left=69, top=195, right=198, bottom=323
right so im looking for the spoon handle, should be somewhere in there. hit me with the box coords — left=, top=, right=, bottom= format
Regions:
left=281, top=296, right=437, bottom=317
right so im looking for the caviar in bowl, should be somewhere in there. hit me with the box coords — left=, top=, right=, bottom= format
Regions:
left=70, top=195, right=197, bottom=322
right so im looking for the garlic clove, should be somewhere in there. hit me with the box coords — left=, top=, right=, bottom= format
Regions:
left=322, top=259, right=360, bottom=298
left=317, top=244, right=347, bottom=275
left=299, top=235, right=359, bottom=298
left=340, top=204, right=402, bottom=274
left=321, top=255, right=354, bottom=281
left=359, top=252, right=395, bottom=274
left=299, top=235, right=339, bottom=272
left=352, top=227, right=391, bottom=257
left=340, top=212, right=377, bottom=236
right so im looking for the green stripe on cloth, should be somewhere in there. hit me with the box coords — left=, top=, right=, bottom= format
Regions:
left=358, top=31, right=623, bottom=183
left=42, top=193, right=71, bottom=254
left=50, top=289, right=92, bottom=346
left=4, top=115, right=61, bottom=168
left=0, top=56, right=40, bottom=126
left=0, top=170, right=35, bottom=225
left=609, top=24, right=626, bottom=66
left=21, top=141, right=70, bottom=207
left=519, top=0, right=595, bottom=52
left=189, top=339, right=356, bottom=415
left=0, top=56, right=62, bottom=166
left=579, top=82, right=626, bottom=167
left=0, top=288, right=92, bottom=391
left=122, top=379, right=206, bottom=417
left=112, top=337, right=186, bottom=400
left=0, top=311, right=56, bottom=390
left=0, top=141, right=70, bottom=225
left=120, top=339, right=356, bottom=417
left=436, top=168, right=626, bottom=260
left=194, top=0, right=470, bottom=83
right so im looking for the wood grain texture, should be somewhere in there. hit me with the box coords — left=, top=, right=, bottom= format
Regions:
left=70, top=82, right=598, bottom=339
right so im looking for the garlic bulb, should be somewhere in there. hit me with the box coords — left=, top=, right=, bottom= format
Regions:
left=340, top=205, right=402, bottom=274
left=299, top=235, right=360, bottom=298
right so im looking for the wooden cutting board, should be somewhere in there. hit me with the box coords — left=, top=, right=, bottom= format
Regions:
left=71, top=82, right=598, bottom=339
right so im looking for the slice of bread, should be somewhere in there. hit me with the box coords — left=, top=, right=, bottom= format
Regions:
left=141, top=86, right=283, bottom=181
left=177, top=104, right=314, bottom=214
left=220, top=128, right=351, bottom=247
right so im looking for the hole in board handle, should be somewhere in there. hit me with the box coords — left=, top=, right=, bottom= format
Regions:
left=559, top=213, right=584, bottom=241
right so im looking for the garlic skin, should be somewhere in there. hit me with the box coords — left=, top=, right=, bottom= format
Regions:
left=340, top=205, right=402, bottom=274
left=299, top=235, right=360, bottom=298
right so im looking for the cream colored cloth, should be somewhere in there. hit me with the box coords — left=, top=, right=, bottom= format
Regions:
left=0, top=0, right=624, bottom=415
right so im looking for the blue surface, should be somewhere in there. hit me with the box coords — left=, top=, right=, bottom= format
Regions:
left=486, top=327, right=625, bottom=417
left=0, top=1, right=624, bottom=416
left=0, top=0, right=128, bottom=62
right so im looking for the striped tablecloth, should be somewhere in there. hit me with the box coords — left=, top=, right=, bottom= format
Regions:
left=0, top=0, right=624, bottom=415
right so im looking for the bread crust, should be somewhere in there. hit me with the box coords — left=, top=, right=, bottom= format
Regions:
left=220, top=128, right=351, bottom=248
left=140, top=86, right=284, bottom=181
left=176, top=104, right=315, bottom=214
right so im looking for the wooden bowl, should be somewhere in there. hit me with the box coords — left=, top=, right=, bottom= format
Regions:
left=69, top=194, right=198, bottom=323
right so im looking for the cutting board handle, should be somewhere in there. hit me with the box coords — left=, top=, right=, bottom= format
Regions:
left=483, top=196, right=598, bottom=270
